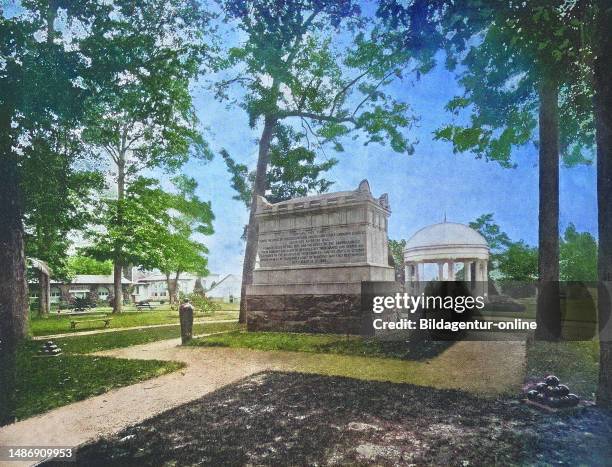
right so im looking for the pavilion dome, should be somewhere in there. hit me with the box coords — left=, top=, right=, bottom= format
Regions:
left=405, top=222, right=487, bottom=249
left=403, top=222, right=489, bottom=263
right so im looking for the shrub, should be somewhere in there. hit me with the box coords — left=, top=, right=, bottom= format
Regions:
left=188, top=294, right=221, bottom=315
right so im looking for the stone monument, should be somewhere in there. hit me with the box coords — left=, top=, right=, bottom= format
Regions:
left=246, top=180, right=395, bottom=333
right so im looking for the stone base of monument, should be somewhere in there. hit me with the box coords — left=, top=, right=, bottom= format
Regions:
left=247, top=293, right=362, bottom=334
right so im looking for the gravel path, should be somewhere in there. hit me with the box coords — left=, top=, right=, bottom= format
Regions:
left=0, top=338, right=526, bottom=466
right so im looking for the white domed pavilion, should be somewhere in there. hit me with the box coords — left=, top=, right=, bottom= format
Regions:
left=403, top=221, right=490, bottom=295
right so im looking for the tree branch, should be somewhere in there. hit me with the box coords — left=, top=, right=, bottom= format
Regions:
left=280, top=110, right=357, bottom=125
left=329, top=69, right=370, bottom=115
left=283, top=8, right=322, bottom=69
left=351, top=69, right=397, bottom=118
left=103, top=144, right=119, bottom=164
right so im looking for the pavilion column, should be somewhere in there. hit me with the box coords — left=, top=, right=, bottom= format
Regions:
left=447, top=260, right=455, bottom=280
left=437, top=262, right=444, bottom=281
left=412, top=263, right=421, bottom=295
left=483, top=260, right=488, bottom=283
left=464, top=260, right=472, bottom=283
left=474, top=260, right=488, bottom=298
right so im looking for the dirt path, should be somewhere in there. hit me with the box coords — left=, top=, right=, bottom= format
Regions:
left=0, top=338, right=526, bottom=466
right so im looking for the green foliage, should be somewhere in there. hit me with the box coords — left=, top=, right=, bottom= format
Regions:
left=83, top=178, right=173, bottom=268
left=468, top=214, right=537, bottom=282
left=471, top=215, right=597, bottom=282
left=388, top=239, right=406, bottom=267
left=560, top=223, right=597, bottom=281
left=429, top=1, right=595, bottom=167
left=216, top=0, right=417, bottom=155
left=222, top=125, right=337, bottom=208
left=3, top=1, right=105, bottom=278
left=155, top=175, right=214, bottom=280
left=469, top=213, right=512, bottom=255
left=80, top=0, right=214, bottom=171
left=85, top=176, right=213, bottom=276
left=497, top=241, right=539, bottom=282
left=65, top=256, right=113, bottom=276
left=77, top=1, right=216, bottom=302
left=187, top=294, right=221, bottom=315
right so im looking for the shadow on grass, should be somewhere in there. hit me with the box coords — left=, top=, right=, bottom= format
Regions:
left=316, top=335, right=455, bottom=361
left=44, top=372, right=612, bottom=466
left=191, top=330, right=455, bottom=361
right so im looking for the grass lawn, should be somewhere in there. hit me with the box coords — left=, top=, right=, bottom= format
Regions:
left=30, top=306, right=239, bottom=336
left=13, top=322, right=243, bottom=421
left=54, top=321, right=244, bottom=354
left=189, top=330, right=452, bottom=360
left=525, top=338, right=599, bottom=399
left=189, top=331, right=527, bottom=395
left=15, top=341, right=184, bottom=421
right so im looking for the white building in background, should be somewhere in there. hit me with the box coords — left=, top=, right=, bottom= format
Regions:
left=206, top=274, right=242, bottom=303
left=48, top=275, right=132, bottom=303
left=130, top=270, right=221, bottom=303
left=40, top=269, right=239, bottom=304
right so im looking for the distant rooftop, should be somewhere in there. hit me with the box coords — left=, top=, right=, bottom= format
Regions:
left=51, top=274, right=132, bottom=285
left=136, top=272, right=220, bottom=283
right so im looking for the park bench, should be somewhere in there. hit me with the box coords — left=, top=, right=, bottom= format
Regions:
left=136, top=301, right=155, bottom=311
left=70, top=316, right=112, bottom=330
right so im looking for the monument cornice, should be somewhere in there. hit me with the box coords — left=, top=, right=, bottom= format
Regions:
left=255, top=179, right=391, bottom=217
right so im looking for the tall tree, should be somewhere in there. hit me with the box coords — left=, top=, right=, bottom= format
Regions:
left=497, top=241, right=539, bottom=283
left=592, top=0, right=612, bottom=408
left=83, top=177, right=181, bottom=299
left=0, top=0, right=103, bottom=424
left=402, top=0, right=593, bottom=340
left=80, top=0, right=214, bottom=312
left=217, top=0, right=417, bottom=322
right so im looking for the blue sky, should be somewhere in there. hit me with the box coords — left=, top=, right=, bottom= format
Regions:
left=5, top=1, right=596, bottom=276
left=170, top=10, right=597, bottom=277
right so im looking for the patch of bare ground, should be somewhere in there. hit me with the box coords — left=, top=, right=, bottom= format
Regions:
left=45, top=372, right=612, bottom=466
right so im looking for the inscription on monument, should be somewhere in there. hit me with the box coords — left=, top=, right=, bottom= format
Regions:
left=258, top=228, right=366, bottom=267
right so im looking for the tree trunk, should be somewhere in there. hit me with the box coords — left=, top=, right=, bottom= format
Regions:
left=165, top=272, right=174, bottom=306
left=38, top=269, right=50, bottom=317
left=113, top=155, right=126, bottom=313
left=595, top=0, right=612, bottom=408
left=0, top=123, right=28, bottom=426
left=174, top=271, right=181, bottom=304
left=535, top=78, right=561, bottom=341
left=239, top=115, right=278, bottom=323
